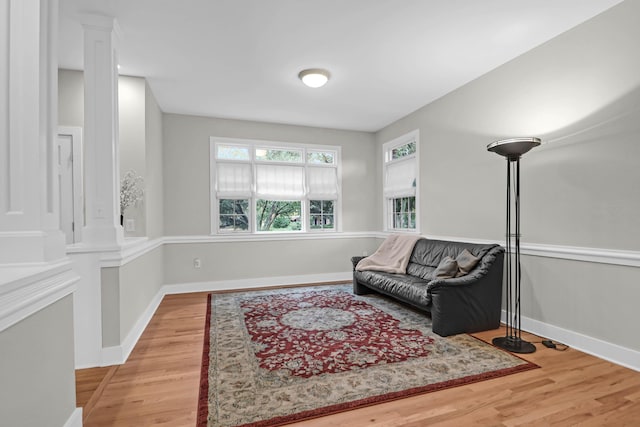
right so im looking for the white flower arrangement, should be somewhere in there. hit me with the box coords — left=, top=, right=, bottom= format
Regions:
left=120, top=170, right=144, bottom=214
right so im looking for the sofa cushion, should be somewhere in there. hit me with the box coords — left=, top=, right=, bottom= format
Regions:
left=409, top=239, right=495, bottom=268
left=433, top=256, right=459, bottom=279
left=455, top=249, right=480, bottom=277
left=354, top=270, right=431, bottom=307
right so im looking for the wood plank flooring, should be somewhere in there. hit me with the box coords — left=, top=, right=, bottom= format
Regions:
left=77, top=289, right=640, bottom=426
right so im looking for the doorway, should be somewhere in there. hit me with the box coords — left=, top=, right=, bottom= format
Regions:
left=57, top=127, right=83, bottom=244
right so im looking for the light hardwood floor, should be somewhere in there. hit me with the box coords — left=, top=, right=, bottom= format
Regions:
left=78, top=289, right=640, bottom=426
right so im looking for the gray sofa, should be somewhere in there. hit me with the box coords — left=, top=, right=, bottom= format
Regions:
left=352, top=238, right=504, bottom=337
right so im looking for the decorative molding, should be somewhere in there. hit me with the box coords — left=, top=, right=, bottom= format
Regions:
left=63, top=408, right=83, bottom=427
left=520, top=242, right=640, bottom=268
left=162, top=231, right=381, bottom=245
left=66, top=237, right=163, bottom=268
left=0, top=261, right=79, bottom=332
left=163, top=272, right=352, bottom=295
left=101, top=238, right=163, bottom=267
left=501, top=311, right=640, bottom=372
left=422, top=233, right=640, bottom=268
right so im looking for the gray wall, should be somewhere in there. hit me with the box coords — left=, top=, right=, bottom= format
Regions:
left=162, top=114, right=379, bottom=285
left=163, top=237, right=379, bottom=285
left=376, top=1, right=640, bottom=351
left=58, top=69, right=83, bottom=127
left=119, top=76, right=147, bottom=236
left=163, top=113, right=377, bottom=235
left=145, top=81, right=165, bottom=238
left=0, top=296, right=76, bottom=427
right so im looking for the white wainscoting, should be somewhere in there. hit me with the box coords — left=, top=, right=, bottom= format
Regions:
left=93, top=232, right=640, bottom=372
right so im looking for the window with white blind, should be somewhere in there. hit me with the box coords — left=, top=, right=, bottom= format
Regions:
left=383, top=130, right=419, bottom=231
left=210, top=137, right=341, bottom=234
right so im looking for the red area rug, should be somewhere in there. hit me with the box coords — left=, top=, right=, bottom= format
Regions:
left=197, top=285, right=537, bottom=427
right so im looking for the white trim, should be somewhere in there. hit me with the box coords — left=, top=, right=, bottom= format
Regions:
left=63, top=408, right=83, bottom=427
left=163, top=231, right=640, bottom=267
left=66, top=237, right=163, bottom=267
left=163, top=271, right=352, bottom=295
left=520, top=242, right=640, bottom=268
left=415, top=233, right=640, bottom=268
left=0, top=261, right=79, bottom=332
left=501, top=311, right=640, bottom=372
left=163, top=231, right=379, bottom=244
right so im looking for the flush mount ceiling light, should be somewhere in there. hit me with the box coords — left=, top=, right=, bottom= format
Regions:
left=298, top=68, right=330, bottom=88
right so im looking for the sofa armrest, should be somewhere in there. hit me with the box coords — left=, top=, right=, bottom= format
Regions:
left=351, top=256, right=366, bottom=270
left=427, top=247, right=505, bottom=336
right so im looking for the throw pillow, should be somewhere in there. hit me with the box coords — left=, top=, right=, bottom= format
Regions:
left=455, top=249, right=480, bottom=277
left=433, top=256, right=458, bottom=279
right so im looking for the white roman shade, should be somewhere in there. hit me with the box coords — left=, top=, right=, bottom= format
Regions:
left=216, top=162, right=252, bottom=198
left=384, top=157, right=416, bottom=198
left=307, top=167, right=338, bottom=200
left=255, top=164, right=305, bottom=200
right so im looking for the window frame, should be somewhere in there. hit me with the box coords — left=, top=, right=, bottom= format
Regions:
left=382, top=130, right=420, bottom=233
left=210, top=137, right=342, bottom=235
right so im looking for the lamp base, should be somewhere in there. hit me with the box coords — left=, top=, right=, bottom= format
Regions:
left=492, top=336, right=536, bottom=354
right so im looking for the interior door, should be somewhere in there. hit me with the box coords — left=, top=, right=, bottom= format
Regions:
left=58, top=134, right=75, bottom=244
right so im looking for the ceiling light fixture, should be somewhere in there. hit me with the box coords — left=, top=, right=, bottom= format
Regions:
left=298, top=68, right=330, bottom=88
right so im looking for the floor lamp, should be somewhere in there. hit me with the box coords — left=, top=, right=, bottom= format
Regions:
left=487, top=137, right=541, bottom=354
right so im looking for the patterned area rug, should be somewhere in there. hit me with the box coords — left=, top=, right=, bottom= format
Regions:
left=197, top=284, right=537, bottom=427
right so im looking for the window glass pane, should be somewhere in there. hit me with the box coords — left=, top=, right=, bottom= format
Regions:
left=256, top=200, right=301, bottom=231
left=219, top=199, right=249, bottom=231
left=391, top=196, right=416, bottom=230
left=309, top=200, right=334, bottom=230
left=391, top=141, right=416, bottom=160
left=217, top=145, right=250, bottom=160
left=310, top=200, right=321, bottom=214
left=255, top=148, right=302, bottom=163
left=307, top=151, right=335, bottom=164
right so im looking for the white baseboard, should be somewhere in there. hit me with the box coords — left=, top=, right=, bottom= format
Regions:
left=97, top=271, right=639, bottom=373
left=63, top=408, right=82, bottom=427
left=501, top=310, right=640, bottom=372
left=162, top=271, right=352, bottom=295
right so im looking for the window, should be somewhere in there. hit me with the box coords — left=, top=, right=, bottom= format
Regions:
left=210, top=137, right=340, bottom=234
left=383, top=130, right=419, bottom=231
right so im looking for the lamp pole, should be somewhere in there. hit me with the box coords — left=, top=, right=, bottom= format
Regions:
left=487, top=137, right=540, bottom=354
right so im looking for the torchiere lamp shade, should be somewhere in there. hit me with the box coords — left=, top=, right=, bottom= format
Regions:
left=487, top=137, right=541, bottom=161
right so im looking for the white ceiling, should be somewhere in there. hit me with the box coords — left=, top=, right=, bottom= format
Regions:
left=58, top=0, right=623, bottom=132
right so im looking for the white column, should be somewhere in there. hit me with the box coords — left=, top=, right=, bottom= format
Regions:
left=81, top=14, right=124, bottom=247
left=0, top=0, right=66, bottom=264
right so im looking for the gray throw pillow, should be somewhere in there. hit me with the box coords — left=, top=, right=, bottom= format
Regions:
left=433, top=256, right=458, bottom=279
left=455, top=249, right=480, bottom=277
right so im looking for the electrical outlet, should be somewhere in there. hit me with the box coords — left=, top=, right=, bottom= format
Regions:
left=125, top=219, right=135, bottom=232
left=193, top=258, right=201, bottom=269
left=362, top=251, right=368, bottom=256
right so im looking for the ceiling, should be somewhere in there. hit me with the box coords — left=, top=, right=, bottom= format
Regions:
left=58, top=0, right=623, bottom=132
